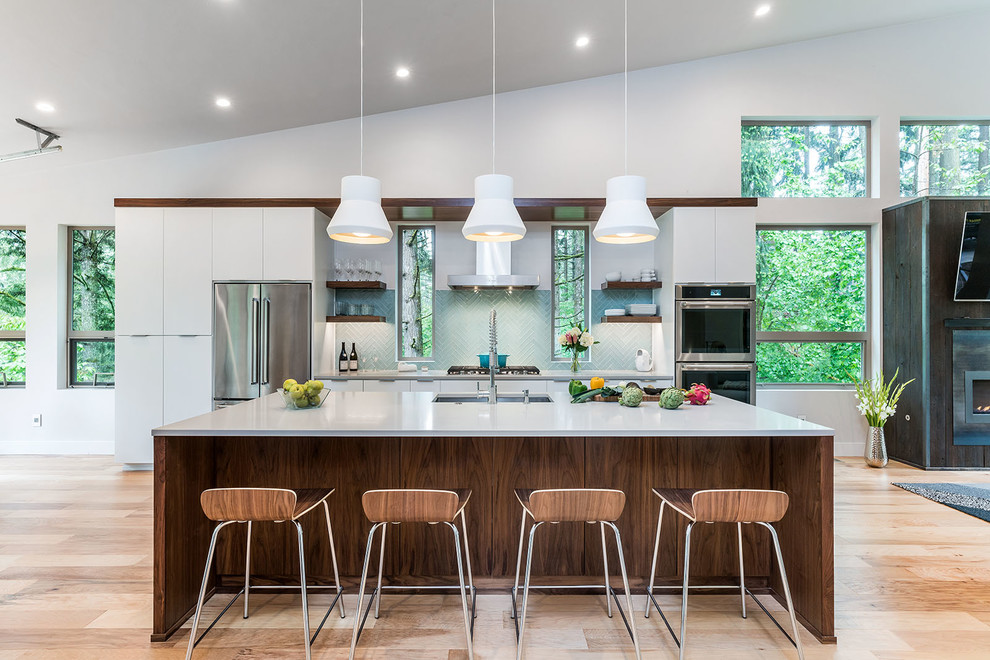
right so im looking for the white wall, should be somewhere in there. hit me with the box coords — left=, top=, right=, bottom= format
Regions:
left=1, top=11, right=987, bottom=455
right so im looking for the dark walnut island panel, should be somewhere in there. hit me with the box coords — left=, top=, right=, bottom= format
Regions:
left=152, top=393, right=834, bottom=644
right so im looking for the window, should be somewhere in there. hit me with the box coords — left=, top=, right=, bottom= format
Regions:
left=69, top=228, right=115, bottom=386
left=755, top=227, right=869, bottom=384
left=398, top=226, right=434, bottom=360
left=0, top=228, right=26, bottom=387
left=552, top=226, right=589, bottom=360
left=900, top=121, right=990, bottom=196
left=741, top=121, right=869, bottom=198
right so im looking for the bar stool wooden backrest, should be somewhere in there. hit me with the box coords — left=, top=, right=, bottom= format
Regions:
left=200, top=488, right=297, bottom=522
left=690, top=489, right=789, bottom=524
left=527, top=488, right=626, bottom=522
left=362, top=489, right=460, bottom=523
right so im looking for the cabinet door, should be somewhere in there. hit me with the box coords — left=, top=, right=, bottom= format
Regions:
left=672, top=208, right=716, bottom=283
left=362, top=379, right=412, bottom=392
left=164, top=209, right=213, bottom=335
left=410, top=379, right=439, bottom=392
left=440, top=379, right=484, bottom=393
left=115, top=208, right=164, bottom=335
left=494, top=379, right=548, bottom=393
left=263, top=208, right=315, bottom=281
left=114, top=335, right=163, bottom=464
left=715, top=208, right=756, bottom=283
left=163, top=336, right=212, bottom=425
left=326, top=378, right=364, bottom=392
left=213, top=208, right=263, bottom=281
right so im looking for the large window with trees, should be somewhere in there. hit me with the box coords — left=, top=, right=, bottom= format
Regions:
left=0, top=227, right=26, bottom=387
left=552, top=226, right=589, bottom=360
left=900, top=121, right=990, bottom=196
left=398, top=226, right=434, bottom=360
left=741, top=121, right=869, bottom=198
left=756, top=227, right=869, bottom=384
left=69, top=228, right=115, bottom=386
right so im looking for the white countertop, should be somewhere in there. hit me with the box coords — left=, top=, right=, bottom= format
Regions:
left=318, top=370, right=671, bottom=381
left=154, top=392, right=832, bottom=438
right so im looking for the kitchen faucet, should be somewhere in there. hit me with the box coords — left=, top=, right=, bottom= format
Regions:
left=488, top=308, right=497, bottom=404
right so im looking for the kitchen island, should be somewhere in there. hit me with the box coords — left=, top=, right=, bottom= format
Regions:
left=152, top=392, right=834, bottom=644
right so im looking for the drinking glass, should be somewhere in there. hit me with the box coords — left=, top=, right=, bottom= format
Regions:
left=373, top=259, right=383, bottom=280
left=344, top=259, right=355, bottom=281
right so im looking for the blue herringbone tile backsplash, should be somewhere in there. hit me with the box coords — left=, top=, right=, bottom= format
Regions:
left=333, top=288, right=653, bottom=371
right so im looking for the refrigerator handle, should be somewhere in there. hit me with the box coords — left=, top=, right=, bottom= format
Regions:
left=262, top=297, right=272, bottom=385
left=250, top=297, right=260, bottom=385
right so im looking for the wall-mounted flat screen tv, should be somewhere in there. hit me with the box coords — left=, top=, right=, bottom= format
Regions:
left=955, top=212, right=990, bottom=301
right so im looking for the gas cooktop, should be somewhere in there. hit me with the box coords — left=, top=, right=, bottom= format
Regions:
left=447, top=366, right=541, bottom=376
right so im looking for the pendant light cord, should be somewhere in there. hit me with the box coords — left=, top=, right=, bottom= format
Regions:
left=360, top=0, right=365, bottom=176
left=624, top=0, right=628, bottom=175
left=492, top=0, right=496, bottom=174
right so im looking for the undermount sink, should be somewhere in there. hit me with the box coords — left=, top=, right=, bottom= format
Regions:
left=432, top=393, right=554, bottom=404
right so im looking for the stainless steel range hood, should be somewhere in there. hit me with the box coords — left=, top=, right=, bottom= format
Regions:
left=447, top=242, right=540, bottom=290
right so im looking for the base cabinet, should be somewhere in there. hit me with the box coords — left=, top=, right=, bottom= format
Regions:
left=115, top=336, right=164, bottom=464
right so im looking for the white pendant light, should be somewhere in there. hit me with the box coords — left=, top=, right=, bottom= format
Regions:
left=463, top=0, right=526, bottom=242
left=328, top=0, right=392, bottom=245
left=593, top=0, right=658, bottom=245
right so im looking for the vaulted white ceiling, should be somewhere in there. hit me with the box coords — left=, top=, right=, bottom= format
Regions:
left=0, top=0, right=986, bottom=172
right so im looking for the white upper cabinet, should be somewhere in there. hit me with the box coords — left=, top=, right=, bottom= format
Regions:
left=714, top=208, right=756, bottom=283
left=671, top=208, right=716, bottom=283
left=213, top=208, right=263, bottom=281
left=115, top=208, right=164, bottom=336
left=163, top=208, right=213, bottom=335
left=263, top=208, right=315, bottom=281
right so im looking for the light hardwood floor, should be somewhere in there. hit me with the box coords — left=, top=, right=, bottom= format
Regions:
left=1, top=456, right=990, bottom=658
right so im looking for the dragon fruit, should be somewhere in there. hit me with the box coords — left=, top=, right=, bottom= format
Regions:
left=684, top=383, right=711, bottom=405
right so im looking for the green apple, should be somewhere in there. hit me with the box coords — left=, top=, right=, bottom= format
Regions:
left=289, top=384, right=306, bottom=400
left=283, top=378, right=298, bottom=391
left=308, top=380, right=324, bottom=393
left=295, top=397, right=310, bottom=408
left=308, top=395, right=321, bottom=407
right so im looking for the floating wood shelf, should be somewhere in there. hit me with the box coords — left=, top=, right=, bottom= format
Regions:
left=600, top=281, right=662, bottom=290
left=599, top=315, right=663, bottom=324
left=326, top=281, right=386, bottom=290
left=326, top=315, right=386, bottom=323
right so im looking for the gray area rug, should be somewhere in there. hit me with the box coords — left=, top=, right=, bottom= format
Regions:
left=892, top=482, right=990, bottom=523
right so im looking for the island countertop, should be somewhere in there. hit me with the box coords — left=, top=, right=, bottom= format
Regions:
left=153, top=391, right=832, bottom=438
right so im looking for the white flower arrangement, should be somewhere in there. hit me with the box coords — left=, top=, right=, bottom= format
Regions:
left=559, top=324, right=597, bottom=354
left=851, top=369, right=914, bottom=428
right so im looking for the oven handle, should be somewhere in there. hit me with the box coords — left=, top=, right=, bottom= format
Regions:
left=678, top=363, right=755, bottom=371
left=677, top=301, right=755, bottom=309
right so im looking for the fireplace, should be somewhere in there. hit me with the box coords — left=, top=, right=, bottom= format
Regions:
left=953, top=330, right=990, bottom=445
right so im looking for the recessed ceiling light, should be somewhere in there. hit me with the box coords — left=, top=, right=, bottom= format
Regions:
left=575, top=35, right=590, bottom=48
left=395, top=66, right=410, bottom=78
left=215, top=97, right=232, bottom=108
left=35, top=101, right=55, bottom=113
left=755, top=4, right=771, bottom=17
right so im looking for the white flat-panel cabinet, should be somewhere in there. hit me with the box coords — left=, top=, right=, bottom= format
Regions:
left=114, top=335, right=164, bottom=464
left=440, top=379, right=484, bottom=393
left=115, top=208, right=164, bottom=335
left=163, top=336, right=212, bottom=425
left=714, top=208, right=756, bottom=283
left=546, top=380, right=573, bottom=394
left=164, top=209, right=213, bottom=335
left=213, top=208, right=263, bottom=281
left=671, top=208, right=716, bottom=283
left=263, top=208, right=315, bottom=281
left=496, top=379, right=548, bottom=393
left=362, top=379, right=412, bottom=393
left=410, top=379, right=439, bottom=392
left=326, top=378, right=364, bottom=392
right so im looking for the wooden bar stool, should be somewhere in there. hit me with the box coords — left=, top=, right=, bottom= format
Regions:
left=349, top=489, right=476, bottom=660
left=185, top=488, right=345, bottom=660
left=644, top=488, right=805, bottom=660
left=511, top=488, right=641, bottom=660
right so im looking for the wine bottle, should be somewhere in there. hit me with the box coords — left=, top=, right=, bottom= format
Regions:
left=349, top=343, right=359, bottom=372
left=338, top=342, right=349, bottom=373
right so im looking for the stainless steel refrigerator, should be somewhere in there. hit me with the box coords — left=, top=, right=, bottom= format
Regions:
left=213, top=283, right=311, bottom=408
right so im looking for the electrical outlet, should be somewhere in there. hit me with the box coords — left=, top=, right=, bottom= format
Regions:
left=31, top=414, right=42, bottom=427
left=797, top=414, right=807, bottom=422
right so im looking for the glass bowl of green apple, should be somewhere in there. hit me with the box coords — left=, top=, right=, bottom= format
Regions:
left=279, top=379, right=328, bottom=409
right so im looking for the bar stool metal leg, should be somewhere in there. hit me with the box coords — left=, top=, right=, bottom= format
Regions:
left=349, top=523, right=384, bottom=660
left=185, top=521, right=234, bottom=660
left=604, top=522, right=642, bottom=660
left=321, top=500, right=346, bottom=619
left=737, top=522, right=747, bottom=619
left=510, top=509, right=527, bottom=620
left=515, top=520, right=543, bottom=660
left=446, top=521, right=475, bottom=660
left=678, top=521, right=694, bottom=660
left=373, top=522, right=387, bottom=619
left=292, top=521, right=312, bottom=660
left=243, top=521, right=252, bottom=619
left=760, top=522, right=806, bottom=660
left=600, top=522, right=612, bottom=618
left=460, top=509, right=477, bottom=619
left=645, top=500, right=666, bottom=618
